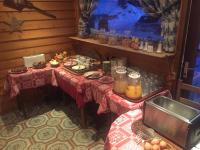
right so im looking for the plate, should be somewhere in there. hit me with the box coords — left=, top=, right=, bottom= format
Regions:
left=33, top=62, right=46, bottom=69
left=64, top=60, right=77, bottom=67
left=83, top=71, right=103, bottom=79
left=72, top=65, right=86, bottom=70
left=8, top=67, right=28, bottom=74
left=98, top=76, right=114, bottom=84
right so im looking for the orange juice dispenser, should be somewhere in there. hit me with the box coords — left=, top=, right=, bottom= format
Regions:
left=125, top=72, right=142, bottom=100
left=113, top=66, right=128, bottom=94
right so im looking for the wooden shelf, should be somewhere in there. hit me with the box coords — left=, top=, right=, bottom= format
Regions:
left=69, top=37, right=175, bottom=58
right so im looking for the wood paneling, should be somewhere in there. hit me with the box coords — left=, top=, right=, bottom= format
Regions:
left=0, top=36, right=71, bottom=52
left=0, top=1, right=74, bottom=11
left=0, top=27, right=75, bottom=42
left=0, top=19, right=75, bottom=32
left=0, top=0, right=77, bottom=113
left=0, top=11, right=75, bottom=21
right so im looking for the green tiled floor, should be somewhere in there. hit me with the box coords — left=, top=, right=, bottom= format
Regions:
left=0, top=101, right=105, bottom=150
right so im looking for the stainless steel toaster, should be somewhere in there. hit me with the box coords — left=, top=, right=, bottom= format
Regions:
left=143, top=96, right=200, bottom=150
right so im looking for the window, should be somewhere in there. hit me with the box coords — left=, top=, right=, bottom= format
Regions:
left=89, top=0, right=163, bottom=42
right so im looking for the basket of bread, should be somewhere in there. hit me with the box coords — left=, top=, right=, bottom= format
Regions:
left=143, top=138, right=174, bottom=150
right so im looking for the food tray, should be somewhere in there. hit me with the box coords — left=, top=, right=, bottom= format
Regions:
left=113, top=87, right=164, bottom=103
left=8, top=67, right=28, bottom=74
left=33, top=64, right=46, bottom=69
left=8, top=69, right=28, bottom=74
left=83, top=71, right=103, bottom=79
left=62, top=66, right=93, bottom=76
left=131, top=120, right=180, bottom=150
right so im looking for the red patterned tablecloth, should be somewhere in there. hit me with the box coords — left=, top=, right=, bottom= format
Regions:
left=53, top=67, right=86, bottom=108
left=4, top=65, right=171, bottom=116
left=105, top=109, right=143, bottom=150
left=4, top=65, right=57, bottom=98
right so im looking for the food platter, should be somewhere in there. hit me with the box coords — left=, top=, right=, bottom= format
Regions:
left=32, top=61, right=46, bottom=69
left=8, top=67, right=28, bottom=74
left=63, top=60, right=77, bottom=67
left=63, top=64, right=90, bottom=75
left=83, top=71, right=103, bottom=79
left=132, top=120, right=176, bottom=150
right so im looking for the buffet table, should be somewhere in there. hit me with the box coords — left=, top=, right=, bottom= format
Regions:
left=105, top=109, right=143, bottom=150
left=105, top=109, right=183, bottom=150
left=4, top=64, right=170, bottom=127
left=4, top=65, right=57, bottom=98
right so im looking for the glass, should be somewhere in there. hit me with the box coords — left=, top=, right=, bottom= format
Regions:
left=110, top=58, right=127, bottom=78
left=102, top=61, right=111, bottom=75
left=118, top=57, right=127, bottom=66
left=113, top=66, right=128, bottom=94
left=125, top=72, right=142, bottom=99
left=111, top=58, right=118, bottom=78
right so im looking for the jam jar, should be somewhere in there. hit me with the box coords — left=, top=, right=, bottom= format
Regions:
left=98, top=29, right=108, bottom=44
left=125, top=72, right=142, bottom=99
left=113, top=66, right=128, bottom=94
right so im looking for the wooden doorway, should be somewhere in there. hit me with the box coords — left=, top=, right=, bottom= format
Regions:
left=179, top=0, right=200, bottom=104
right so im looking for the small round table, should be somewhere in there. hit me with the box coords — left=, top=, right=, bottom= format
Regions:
left=105, top=109, right=143, bottom=150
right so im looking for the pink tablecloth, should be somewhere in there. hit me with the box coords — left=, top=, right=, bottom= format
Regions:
left=4, top=65, right=171, bottom=116
left=105, top=109, right=143, bottom=150
left=53, top=67, right=86, bottom=108
left=4, top=66, right=57, bottom=98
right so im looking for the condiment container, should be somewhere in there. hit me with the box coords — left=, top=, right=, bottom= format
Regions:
left=113, top=66, right=128, bottom=94
left=121, top=31, right=131, bottom=47
left=130, top=37, right=140, bottom=50
left=125, top=72, right=142, bottom=99
left=98, top=30, right=107, bottom=44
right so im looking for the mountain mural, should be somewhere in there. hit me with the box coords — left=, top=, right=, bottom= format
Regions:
left=89, top=0, right=163, bottom=41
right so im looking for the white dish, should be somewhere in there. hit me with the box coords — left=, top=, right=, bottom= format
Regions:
left=83, top=71, right=103, bottom=79
left=72, top=65, right=86, bottom=70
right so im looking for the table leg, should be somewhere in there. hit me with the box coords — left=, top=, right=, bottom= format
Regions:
left=80, top=107, right=87, bottom=128
left=16, top=95, right=27, bottom=118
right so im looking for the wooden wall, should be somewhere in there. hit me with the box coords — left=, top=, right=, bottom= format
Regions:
left=0, top=0, right=77, bottom=113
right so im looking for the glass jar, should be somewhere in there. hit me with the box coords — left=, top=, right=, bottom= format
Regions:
left=125, top=72, right=142, bottom=99
left=121, top=31, right=131, bottom=47
left=98, top=29, right=107, bottom=44
left=113, top=66, right=128, bottom=94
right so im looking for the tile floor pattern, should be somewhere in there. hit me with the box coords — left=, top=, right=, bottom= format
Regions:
left=0, top=101, right=105, bottom=150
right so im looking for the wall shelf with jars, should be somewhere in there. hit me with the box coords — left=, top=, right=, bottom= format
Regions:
left=69, top=36, right=175, bottom=59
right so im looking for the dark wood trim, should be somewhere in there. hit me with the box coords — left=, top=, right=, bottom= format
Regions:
left=74, top=0, right=79, bottom=34
left=168, top=0, right=192, bottom=95
left=176, top=80, right=200, bottom=109
left=69, top=37, right=175, bottom=58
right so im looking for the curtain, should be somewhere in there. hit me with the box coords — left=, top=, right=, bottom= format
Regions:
left=78, top=0, right=95, bottom=38
left=137, top=0, right=180, bottom=53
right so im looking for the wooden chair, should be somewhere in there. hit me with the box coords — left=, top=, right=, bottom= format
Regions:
left=176, top=80, right=200, bottom=109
